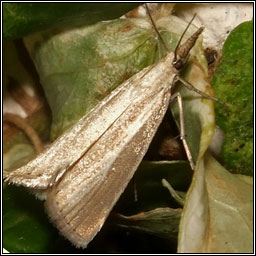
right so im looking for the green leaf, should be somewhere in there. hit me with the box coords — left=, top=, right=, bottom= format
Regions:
left=25, top=18, right=158, bottom=139
left=3, top=3, right=141, bottom=39
left=116, top=207, right=182, bottom=241
left=162, top=179, right=185, bottom=206
left=3, top=185, right=59, bottom=253
left=178, top=153, right=253, bottom=253
left=212, top=21, right=253, bottom=176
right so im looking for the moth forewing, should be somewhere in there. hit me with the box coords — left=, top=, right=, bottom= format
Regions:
left=3, top=58, right=169, bottom=189
left=45, top=53, right=177, bottom=248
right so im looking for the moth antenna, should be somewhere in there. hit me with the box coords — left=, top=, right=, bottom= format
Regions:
left=145, top=3, right=170, bottom=54
left=174, top=13, right=197, bottom=62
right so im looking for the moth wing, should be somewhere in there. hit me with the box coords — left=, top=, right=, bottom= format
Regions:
left=3, top=65, right=155, bottom=189
left=45, top=85, right=172, bottom=248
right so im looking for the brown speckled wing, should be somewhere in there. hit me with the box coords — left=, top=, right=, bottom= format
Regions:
left=44, top=53, right=176, bottom=248
left=3, top=53, right=175, bottom=189
left=45, top=82, right=172, bottom=248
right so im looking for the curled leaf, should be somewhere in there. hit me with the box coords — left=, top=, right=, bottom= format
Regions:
left=162, top=179, right=185, bottom=206
left=178, top=153, right=253, bottom=253
left=116, top=207, right=182, bottom=241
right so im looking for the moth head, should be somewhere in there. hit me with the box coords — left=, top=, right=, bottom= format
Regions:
left=173, top=24, right=204, bottom=71
left=145, top=4, right=203, bottom=72
left=173, top=58, right=185, bottom=71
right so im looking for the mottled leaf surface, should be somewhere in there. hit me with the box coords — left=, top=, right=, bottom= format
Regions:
left=212, top=21, right=253, bottom=176
left=178, top=153, right=253, bottom=253
left=24, top=18, right=158, bottom=139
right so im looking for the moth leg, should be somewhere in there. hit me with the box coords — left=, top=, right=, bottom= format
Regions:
left=170, top=92, right=195, bottom=170
left=177, top=76, right=225, bottom=106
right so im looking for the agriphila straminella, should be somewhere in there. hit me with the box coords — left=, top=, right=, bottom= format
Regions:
left=4, top=4, right=223, bottom=248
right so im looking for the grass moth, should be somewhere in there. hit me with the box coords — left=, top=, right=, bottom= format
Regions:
left=3, top=4, right=221, bottom=248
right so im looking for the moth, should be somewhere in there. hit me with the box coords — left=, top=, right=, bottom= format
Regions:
left=4, top=4, right=221, bottom=248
